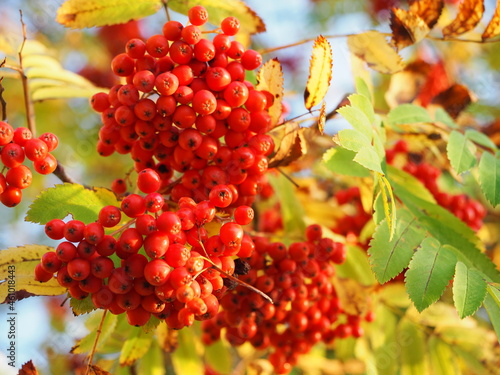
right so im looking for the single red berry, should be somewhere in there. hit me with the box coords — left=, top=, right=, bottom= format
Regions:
left=220, top=17, right=240, bottom=36
left=39, top=133, right=59, bottom=152
left=13, top=127, right=32, bottom=146
left=188, top=5, right=209, bottom=26
left=6, top=165, right=32, bottom=189
left=45, top=218, right=66, bottom=240
left=0, top=121, right=14, bottom=146
left=144, top=259, right=171, bottom=286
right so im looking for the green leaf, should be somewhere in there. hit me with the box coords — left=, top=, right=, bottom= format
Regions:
left=368, top=209, right=426, bottom=283
left=119, top=329, right=153, bottom=366
left=337, top=105, right=372, bottom=138
left=172, top=328, right=204, bottom=374
left=465, top=129, right=498, bottom=151
left=168, top=0, right=266, bottom=35
left=355, top=77, right=372, bottom=103
left=484, top=285, right=500, bottom=343
left=205, top=338, right=233, bottom=374
left=478, top=152, right=500, bottom=207
left=378, top=175, right=396, bottom=240
left=137, top=341, right=165, bottom=375
left=434, top=107, right=458, bottom=129
left=447, top=130, right=477, bottom=174
left=387, top=104, right=432, bottom=127
left=336, top=245, right=377, bottom=286
left=348, top=94, right=376, bottom=124
left=267, top=173, right=306, bottom=241
left=405, top=238, right=457, bottom=312
left=56, top=0, right=162, bottom=28
left=353, top=146, right=384, bottom=174
left=453, top=262, right=487, bottom=318
left=70, top=294, right=97, bottom=315
left=398, top=318, right=429, bottom=375
left=71, top=311, right=118, bottom=354
left=322, top=148, right=370, bottom=177
left=0, top=245, right=66, bottom=302
left=26, top=183, right=119, bottom=224
left=387, top=165, right=436, bottom=203
left=428, top=336, right=458, bottom=375
left=32, top=86, right=102, bottom=101
left=337, top=128, right=371, bottom=152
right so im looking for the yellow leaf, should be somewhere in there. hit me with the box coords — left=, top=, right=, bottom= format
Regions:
left=56, top=0, right=162, bottom=29
left=409, top=0, right=444, bottom=28
left=443, top=0, right=484, bottom=37
left=482, top=0, right=500, bottom=40
left=268, top=122, right=307, bottom=168
left=378, top=174, right=397, bottom=241
left=0, top=245, right=67, bottom=302
left=333, top=277, right=371, bottom=316
left=390, top=8, right=430, bottom=50
left=347, top=31, right=405, bottom=74
left=318, top=101, right=326, bottom=134
left=256, top=58, right=284, bottom=128
left=304, top=35, right=333, bottom=110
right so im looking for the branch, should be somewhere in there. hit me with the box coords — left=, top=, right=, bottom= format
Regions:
left=18, top=10, right=36, bottom=135
left=85, top=310, right=107, bottom=375
left=53, top=160, right=77, bottom=184
left=0, top=58, right=7, bottom=121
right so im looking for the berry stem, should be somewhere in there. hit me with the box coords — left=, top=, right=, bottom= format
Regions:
left=161, top=0, right=171, bottom=22
left=53, top=160, right=78, bottom=184
left=85, top=309, right=108, bottom=375
left=17, top=10, right=36, bottom=136
left=109, top=218, right=137, bottom=237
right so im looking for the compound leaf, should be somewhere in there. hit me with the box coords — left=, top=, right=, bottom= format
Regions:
left=368, top=209, right=426, bottom=284
left=478, top=151, right=500, bottom=207
left=26, top=183, right=119, bottom=224
left=304, top=35, right=333, bottom=110
left=453, top=261, right=487, bottom=318
left=447, top=130, right=477, bottom=174
left=405, top=239, right=457, bottom=312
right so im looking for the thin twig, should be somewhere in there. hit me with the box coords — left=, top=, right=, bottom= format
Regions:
left=53, top=161, right=77, bottom=184
left=86, top=309, right=107, bottom=375
left=277, top=167, right=300, bottom=188
left=0, top=59, right=7, bottom=121
left=18, top=10, right=36, bottom=135
left=162, top=0, right=171, bottom=22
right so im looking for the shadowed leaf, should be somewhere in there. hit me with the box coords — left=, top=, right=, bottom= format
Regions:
left=431, top=84, right=472, bottom=118
left=268, top=123, right=307, bottom=168
left=390, top=8, right=430, bottom=50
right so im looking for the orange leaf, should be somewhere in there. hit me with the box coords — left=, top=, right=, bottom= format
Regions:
left=390, top=8, right=430, bottom=50
left=318, top=101, right=326, bottom=135
left=18, top=360, right=38, bottom=375
left=88, top=365, right=112, bottom=375
left=443, top=0, right=484, bottom=37
left=409, top=0, right=444, bottom=28
left=256, top=58, right=284, bottom=128
left=431, top=84, right=473, bottom=118
left=304, top=35, right=333, bottom=110
left=482, top=0, right=500, bottom=40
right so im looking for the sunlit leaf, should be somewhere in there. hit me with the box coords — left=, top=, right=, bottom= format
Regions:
left=378, top=174, right=397, bottom=240
left=137, top=341, right=164, bottom=375
left=119, top=329, right=153, bottom=366
left=32, top=86, right=102, bottom=101
left=446, top=130, right=477, bottom=174
left=368, top=209, right=426, bottom=283
left=304, top=35, right=333, bottom=110
left=465, top=129, right=498, bottom=151
left=347, top=31, right=405, bottom=74
left=409, top=0, right=444, bottom=28
left=337, top=105, right=372, bottom=137
left=442, top=0, right=484, bottom=37
left=0, top=245, right=66, bottom=302
left=478, top=151, right=500, bottom=207
left=398, top=318, right=429, bottom=375
left=348, top=93, right=376, bottom=125
left=57, top=0, right=162, bottom=28
left=482, top=0, right=500, bottom=40
left=453, top=261, right=487, bottom=318
left=390, top=8, right=430, bottom=50
left=387, top=103, right=432, bottom=127
left=26, top=183, right=119, bottom=224
left=205, top=339, right=232, bottom=374
left=434, top=107, right=458, bottom=129
left=171, top=328, right=204, bottom=374
left=256, top=58, right=284, bottom=127
left=71, top=311, right=118, bottom=354
left=318, top=101, right=326, bottom=134
left=267, top=122, right=307, bottom=168
left=405, top=238, right=457, bottom=311
left=333, top=277, right=371, bottom=316
left=168, top=0, right=266, bottom=35
left=336, top=245, right=377, bottom=286
left=322, top=147, right=370, bottom=177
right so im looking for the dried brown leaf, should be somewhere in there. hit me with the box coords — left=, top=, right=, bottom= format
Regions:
left=18, top=360, right=38, bottom=375
left=256, top=58, right=284, bottom=128
left=431, top=84, right=473, bottom=118
left=318, top=101, right=327, bottom=135
left=482, top=0, right=500, bottom=40
left=409, top=0, right=444, bottom=28
left=88, top=365, right=112, bottom=375
left=333, top=277, right=371, bottom=316
left=304, top=35, right=333, bottom=110
left=268, top=123, right=307, bottom=168
left=443, top=0, right=484, bottom=37
left=347, top=31, right=405, bottom=74
left=391, top=8, right=430, bottom=50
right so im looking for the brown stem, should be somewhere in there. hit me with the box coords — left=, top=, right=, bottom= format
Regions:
left=162, top=0, right=171, bottom=22
left=53, top=161, right=77, bottom=184
left=0, top=64, right=6, bottom=121
left=18, top=10, right=36, bottom=135
left=85, top=309, right=108, bottom=375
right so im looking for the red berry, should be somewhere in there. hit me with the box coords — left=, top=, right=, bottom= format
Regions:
left=188, top=5, right=209, bottom=26
left=221, top=17, right=240, bottom=36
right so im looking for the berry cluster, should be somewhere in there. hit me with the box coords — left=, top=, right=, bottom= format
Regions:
left=35, top=179, right=256, bottom=328
left=388, top=140, right=485, bottom=230
left=90, top=6, right=273, bottom=208
left=0, top=121, right=58, bottom=207
left=333, top=187, right=372, bottom=246
left=202, top=225, right=371, bottom=374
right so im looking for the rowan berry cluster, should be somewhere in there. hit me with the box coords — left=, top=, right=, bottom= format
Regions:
left=388, top=140, right=485, bottom=230
left=202, top=224, right=371, bottom=374
left=90, top=5, right=272, bottom=208
left=0, top=121, right=58, bottom=207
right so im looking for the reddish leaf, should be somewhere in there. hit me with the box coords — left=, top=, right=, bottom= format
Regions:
left=18, top=360, right=38, bottom=375
left=443, top=0, right=484, bottom=37
left=409, top=0, right=444, bottom=28
left=390, top=8, right=430, bottom=50
left=431, top=84, right=473, bottom=118
left=482, top=0, right=500, bottom=40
